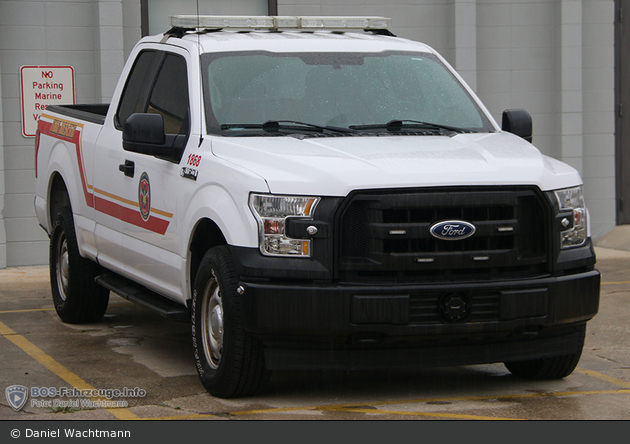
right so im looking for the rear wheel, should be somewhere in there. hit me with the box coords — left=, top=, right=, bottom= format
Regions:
left=191, top=246, right=269, bottom=398
left=49, top=207, right=109, bottom=323
left=504, top=325, right=586, bottom=380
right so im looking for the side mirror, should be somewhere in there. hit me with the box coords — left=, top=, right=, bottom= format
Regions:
left=123, top=113, right=166, bottom=152
left=502, top=109, right=532, bottom=143
left=123, top=113, right=184, bottom=162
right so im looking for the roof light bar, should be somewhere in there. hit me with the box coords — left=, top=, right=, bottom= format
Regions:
left=170, top=15, right=391, bottom=30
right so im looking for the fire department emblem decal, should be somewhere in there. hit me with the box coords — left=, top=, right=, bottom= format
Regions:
left=138, top=172, right=151, bottom=221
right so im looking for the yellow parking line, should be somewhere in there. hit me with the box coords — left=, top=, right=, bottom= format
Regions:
left=137, top=408, right=517, bottom=421
left=134, top=387, right=630, bottom=420
left=601, top=281, right=630, bottom=285
left=0, top=302, right=129, bottom=315
left=139, top=413, right=216, bottom=420
left=0, top=308, right=56, bottom=314
left=218, top=389, right=630, bottom=420
left=140, top=407, right=311, bottom=420
left=142, top=389, right=630, bottom=420
left=577, top=368, right=630, bottom=389
left=332, top=408, right=520, bottom=420
left=0, top=320, right=138, bottom=420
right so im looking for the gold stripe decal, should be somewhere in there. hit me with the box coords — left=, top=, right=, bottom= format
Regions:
left=93, top=187, right=173, bottom=218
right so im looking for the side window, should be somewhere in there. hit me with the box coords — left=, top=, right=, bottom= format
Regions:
left=147, top=54, right=190, bottom=135
left=116, top=50, right=160, bottom=128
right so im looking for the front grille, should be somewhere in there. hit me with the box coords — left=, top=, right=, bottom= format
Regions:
left=338, top=187, right=549, bottom=282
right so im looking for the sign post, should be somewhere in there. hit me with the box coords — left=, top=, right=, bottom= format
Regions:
left=20, top=66, right=75, bottom=137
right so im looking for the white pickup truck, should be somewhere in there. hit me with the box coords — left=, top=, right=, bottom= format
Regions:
left=35, top=15, right=600, bottom=398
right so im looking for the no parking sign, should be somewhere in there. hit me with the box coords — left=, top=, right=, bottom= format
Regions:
left=20, top=66, right=75, bottom=137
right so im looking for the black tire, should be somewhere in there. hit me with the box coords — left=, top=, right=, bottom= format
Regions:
left=504, top=324, right=586, bottom=380
left=191, top=246, right=269, bottom=398
left=49, top=207, right=109, bottom=323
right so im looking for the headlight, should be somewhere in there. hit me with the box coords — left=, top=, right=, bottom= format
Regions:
left=249, top=194, right=320, bottom=257
left=554, top=186, right=587, bottom=249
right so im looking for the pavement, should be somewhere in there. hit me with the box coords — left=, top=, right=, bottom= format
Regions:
left=593, top=225, right=630, bottom=257
left=0, top=229, right=629, bottom=421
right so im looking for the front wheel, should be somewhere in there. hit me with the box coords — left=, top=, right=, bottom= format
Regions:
left=191, top=246, right=269, bottom=398
left=504, top=324, right=586, bottom=380
left=49, top=207, right=109, bottom=323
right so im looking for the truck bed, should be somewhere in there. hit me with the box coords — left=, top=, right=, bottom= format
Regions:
left=45, top=104, right=109, bottom=125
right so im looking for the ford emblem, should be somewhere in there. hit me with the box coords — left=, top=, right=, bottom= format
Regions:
left=430, top=220, right=476, bottom=241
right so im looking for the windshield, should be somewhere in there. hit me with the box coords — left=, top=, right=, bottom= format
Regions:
left=202, top=51, right=494, bottom=135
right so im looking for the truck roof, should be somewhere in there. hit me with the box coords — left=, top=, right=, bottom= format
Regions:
left=141, top=15, right=436, bottom=55
left=191, top=31, right=435, bottom=55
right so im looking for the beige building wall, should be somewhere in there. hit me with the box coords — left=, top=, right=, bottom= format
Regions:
left=0, top=0, right=617, bottom=267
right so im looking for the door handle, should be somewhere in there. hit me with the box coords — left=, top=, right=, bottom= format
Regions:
left=118, top=160, right=135, bottom=178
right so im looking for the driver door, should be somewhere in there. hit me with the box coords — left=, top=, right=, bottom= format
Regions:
left=93, top=48, right=192, bottom=299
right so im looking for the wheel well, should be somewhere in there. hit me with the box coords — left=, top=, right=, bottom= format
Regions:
left=189, top=219, right=228, bottom=295
left=49, top=173, right=71, bottom=227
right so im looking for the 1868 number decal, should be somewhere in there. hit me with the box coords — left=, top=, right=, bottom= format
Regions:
left=187, top=154, right=201, bottom=167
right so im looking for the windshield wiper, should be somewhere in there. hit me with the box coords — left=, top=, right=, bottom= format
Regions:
left=350, top=119, right=467, bottom=134
left=265, top=120, right=357, bottom=134
left=222, top=120, right=356, bottom=134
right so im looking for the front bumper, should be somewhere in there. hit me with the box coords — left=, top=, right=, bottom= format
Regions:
left=237, top=269, right=600, bottom=370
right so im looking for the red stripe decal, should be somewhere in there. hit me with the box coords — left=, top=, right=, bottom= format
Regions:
left=95, top=196, right=169, bottom=236
left=39, top=116, right=170, bottom=235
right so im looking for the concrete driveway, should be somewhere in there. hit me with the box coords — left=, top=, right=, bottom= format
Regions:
left=0, top=234, right=629, bottom=421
